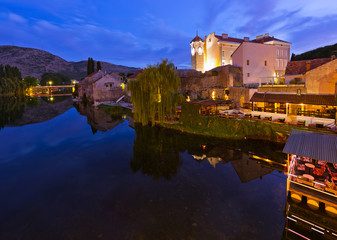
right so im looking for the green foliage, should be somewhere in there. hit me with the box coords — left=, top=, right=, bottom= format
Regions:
left=0, top=64, right=25, bottom=95
left=96, top=61, right=102, bottom=71
left=40, top=73, right=71, bottom=86
left=23, top=76, right=38, bottom=88
left=0, top=95, right=25, bottom=130
left=291, top=43, right=337, bottom=61
left=178, top=104, right=292, bottom=143
left=127, top=59, right=183, bottom=126
left=87, top=57, right=95, bottom=75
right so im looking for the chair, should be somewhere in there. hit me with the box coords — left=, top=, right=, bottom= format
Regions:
left=297, top=120, right=306, bottom=127
left=313, top=163, right=326, bottom=177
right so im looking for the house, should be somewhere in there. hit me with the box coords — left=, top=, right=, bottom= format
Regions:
left=190, top=32, right=291, bottom=87
left=78, top=70, right=124, bottom=103
left=232, top=34, right=291, bottom=86
left=285, top=57, right=337, bottom=94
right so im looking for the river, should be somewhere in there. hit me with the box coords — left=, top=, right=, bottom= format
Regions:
left=0, top=96, right=289, bottom=239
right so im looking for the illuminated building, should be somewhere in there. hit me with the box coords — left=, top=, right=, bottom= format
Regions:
left=190, top=32, right=291, bottom=86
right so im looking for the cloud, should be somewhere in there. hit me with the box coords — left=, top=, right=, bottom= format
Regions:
left=8, top=12, right=26, bottom=23
left=1, top=0, right=337, bottom=69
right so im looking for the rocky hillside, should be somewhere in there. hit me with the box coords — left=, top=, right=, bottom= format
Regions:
left=0, top=45, right=140, bottom=80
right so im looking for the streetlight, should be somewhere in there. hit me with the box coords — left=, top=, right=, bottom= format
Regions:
left=49, top=81, right=52, bottom=86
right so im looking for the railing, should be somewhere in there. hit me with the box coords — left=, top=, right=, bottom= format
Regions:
left=297, top=110, right=335, bottom=119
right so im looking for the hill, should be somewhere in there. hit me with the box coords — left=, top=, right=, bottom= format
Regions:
left=291, top=43, right=337, bottom=61
left=0, top=45, right=140, bottom=80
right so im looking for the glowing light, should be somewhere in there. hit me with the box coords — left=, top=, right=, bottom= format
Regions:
left=191, top=48, right=195, bottom=55
left=48, top=81, right=53, bottom=86
left=186, top=96, right=190, bottom=102
left=202, top=145, right=206, bottom=149
left=50, top=97, right=54, bottom=101
left=120, top=83, right=125, bottom=90
left=211, top=90, right=215, bottom=100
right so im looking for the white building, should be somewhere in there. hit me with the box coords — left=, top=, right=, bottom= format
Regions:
left=190, top=33, right=291, bottom=86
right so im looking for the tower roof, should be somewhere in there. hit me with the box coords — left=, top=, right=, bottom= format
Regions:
left=190, top=35, right=204, bottom=43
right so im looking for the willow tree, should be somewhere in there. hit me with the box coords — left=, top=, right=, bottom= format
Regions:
left=128, top=59, right=183, bottom=126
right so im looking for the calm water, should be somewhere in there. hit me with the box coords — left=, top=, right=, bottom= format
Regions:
left=0, top=96, right=289, bottom=239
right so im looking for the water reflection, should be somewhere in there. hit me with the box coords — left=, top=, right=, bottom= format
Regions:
left=130, top=123, right=286, bottom=182
left=0, top=102, right=292, bottom=239
left=0, top=95, right=25, bottom=130
left=0, top=95, right=74, bottom=130
left=74, top=102, right=125, bottom=133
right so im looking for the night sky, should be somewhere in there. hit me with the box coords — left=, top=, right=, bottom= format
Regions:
left=0, top=0, right=336, bottom=68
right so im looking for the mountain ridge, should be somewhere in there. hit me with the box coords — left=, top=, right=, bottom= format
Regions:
left=0, top=45, right=140, bottom=80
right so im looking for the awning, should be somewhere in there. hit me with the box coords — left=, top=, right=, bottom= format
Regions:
left=283, top=130, right=337, bottom=163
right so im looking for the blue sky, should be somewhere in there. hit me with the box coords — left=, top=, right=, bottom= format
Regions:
left=0, top=0, right=336, bottom=69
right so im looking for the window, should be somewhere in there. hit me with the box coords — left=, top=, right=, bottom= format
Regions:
left=105, top=85, right=108, bottom=88
left=247, top=73, right=250, bottom=77
left=265, top=60, right=267, bottom=66
left=247, top=60, right=250, bottom=65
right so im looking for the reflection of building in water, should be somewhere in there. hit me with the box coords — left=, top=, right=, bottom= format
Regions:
left=283, top=130, right=337, bottom=239
left=191, top=145, right=284, bottom=182
left=76, top=103, right=123, bottom=133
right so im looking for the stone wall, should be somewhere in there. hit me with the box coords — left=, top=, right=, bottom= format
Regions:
left=257, top=85, right=307, bottom=93
left=179, top=65, right=242, bottom=100
left=306, top=59, right=337, bottom=94
left=229, top=87, right=257, bottom=108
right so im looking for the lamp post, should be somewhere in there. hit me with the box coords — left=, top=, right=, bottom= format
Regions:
left=48, top=81, right=52, bottom=95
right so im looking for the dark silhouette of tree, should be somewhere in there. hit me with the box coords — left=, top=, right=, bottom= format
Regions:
left=23, top=76, right=38, bottom=88
left=87, top=57, right=95, bottom=75
left=40, top=73, right=71, bottom=86
left=0, top=64, right=24, bottom=95
left=291, top=43, right=337, bottom=61
left=97, top=61, right=102, bottom=71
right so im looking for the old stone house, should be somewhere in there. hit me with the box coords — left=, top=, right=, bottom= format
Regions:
left=78, top=71, right=125, bottom=103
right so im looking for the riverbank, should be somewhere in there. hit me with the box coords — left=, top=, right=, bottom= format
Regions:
left=100, top=104, right=335, bottom=144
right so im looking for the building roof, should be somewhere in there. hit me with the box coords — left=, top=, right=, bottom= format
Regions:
left=190, top=35, right=204, bottom=43
left=252, top=36, right=290, bottom=44
left=109, top=72, right=122, bottom=79
left=285, top=58, right=331, bottom=75
left=127, top=69, right=143, bottom=79
left=250, top=92, right=336, bottom=106
left=283, top=130, right=337, bottom=163
left=215, top=35, right=244, bottom=44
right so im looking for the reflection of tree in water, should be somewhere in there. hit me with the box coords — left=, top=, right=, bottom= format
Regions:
left=131, top=125, right=286, bottom=180
left=0, top=95, right=25, bottom=130
left=130, top=125, right=182, bottom=180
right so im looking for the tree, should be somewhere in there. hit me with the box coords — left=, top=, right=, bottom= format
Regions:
left=96, top=61, right=102, bottom=71
left=23, top=76, right=38, bottom=88
left=0, top=64, right=24, bottom=95
left=40, top=73, right=71, bottom=86
left=87, top=57, right=95, bottom=75
left=128, top=59, right=184, bottom=126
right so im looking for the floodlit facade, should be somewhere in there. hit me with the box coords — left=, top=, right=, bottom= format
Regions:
left=190, top=33, right=291, bottom=86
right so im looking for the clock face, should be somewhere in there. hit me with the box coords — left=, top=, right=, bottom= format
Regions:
left=191, top=47, right=195, bottom=55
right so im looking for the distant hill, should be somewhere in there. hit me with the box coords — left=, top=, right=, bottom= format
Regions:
left=0, top=45, right=140, bottom=80
left=291, top=43, right=337, bottom=61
